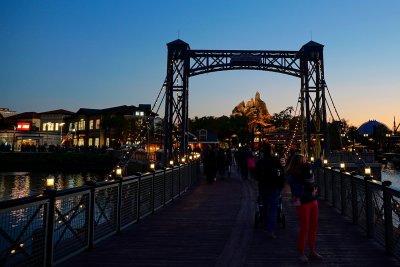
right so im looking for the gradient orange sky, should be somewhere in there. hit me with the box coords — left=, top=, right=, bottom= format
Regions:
left=1, top=1, right=399, bottom=130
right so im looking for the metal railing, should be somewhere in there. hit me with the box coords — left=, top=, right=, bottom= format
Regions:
left=0, top=160, right=201, bottom=267
left=316, top=166, right=400, bottom=260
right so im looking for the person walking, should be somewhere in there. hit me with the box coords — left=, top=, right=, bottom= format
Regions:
left=203, top=145, right=217, bottom=183
left=286, top=154, right=323, bottom=263
left=254, top=143, right=285, bottom=238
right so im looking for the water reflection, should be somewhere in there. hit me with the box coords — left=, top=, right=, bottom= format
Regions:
left=0, top=172, right=107, bottom=201
left=382, top=165, right=400, bottom=187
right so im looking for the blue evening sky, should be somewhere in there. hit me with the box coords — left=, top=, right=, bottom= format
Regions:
left=1, top=0, right=399, bottom=128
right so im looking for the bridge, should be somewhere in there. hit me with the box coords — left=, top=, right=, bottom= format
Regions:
left=1, top=160, right=400, bottom=266
left=148, top=39, right=342, bottom=165
left=1, top=40, right=398, bottom=266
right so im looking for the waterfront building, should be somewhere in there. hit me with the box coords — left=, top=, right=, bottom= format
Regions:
left=0, top=107, right=16, bottom=118
left=64, top=105, right=156, bottom=149
left=40, top=109, right=74, bottom=134
left=0, top=105, right=157, bottom=151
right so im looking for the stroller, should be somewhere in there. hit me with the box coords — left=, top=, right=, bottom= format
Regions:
left=254, top=194, right=286, bottom=229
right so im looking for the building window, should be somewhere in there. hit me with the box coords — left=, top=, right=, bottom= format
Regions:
left=42, top=123, right=47, bottom=131
left=78, top=119, right=85, bottom=130
left=106, top=138, right=110, bottom=147
left=95, top=138, right=99, bottom=147
left=135, top=111, right=144, bottom=116
left=96, top=119, right=100, bottom=129
left=88, top=138, right=93, bottom=146
left=89, top=120, right=94, bottom=130
left=78, top=139, right=84, bottom=146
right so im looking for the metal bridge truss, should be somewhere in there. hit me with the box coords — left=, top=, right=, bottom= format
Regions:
left=158, top=39, right=329, bottom=164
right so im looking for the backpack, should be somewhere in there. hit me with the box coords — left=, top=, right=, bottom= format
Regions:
left=255, top=157, right=284, bottom=190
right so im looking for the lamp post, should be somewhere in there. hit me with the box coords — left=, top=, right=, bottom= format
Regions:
left=59, top=123, right=65, bottom=145
left=12, top=125, right=16, bottom=152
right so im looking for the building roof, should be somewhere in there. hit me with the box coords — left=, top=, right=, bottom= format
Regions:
left=75, top=105, right=158, bottom=117
left=357, top=120, right=390, bottom=135
left=7, top=112, right=40, bottom=120
left=40, top=109, right=75, bottom=115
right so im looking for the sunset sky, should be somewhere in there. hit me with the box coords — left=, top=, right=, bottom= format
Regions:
left=1, top=0, right=399, bottom=129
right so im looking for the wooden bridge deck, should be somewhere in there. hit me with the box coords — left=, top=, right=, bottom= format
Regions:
left=57, top=169, right=400, bottom=267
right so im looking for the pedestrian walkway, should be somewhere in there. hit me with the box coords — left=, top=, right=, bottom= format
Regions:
left=57, top=169, right=400, bottom=267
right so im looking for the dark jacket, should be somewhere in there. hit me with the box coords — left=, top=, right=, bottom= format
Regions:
left=254, top=156, right=284, bottom=191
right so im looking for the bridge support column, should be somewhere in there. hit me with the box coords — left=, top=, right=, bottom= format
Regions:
left=299, top=41, right=328, bottom=158
left=163, top=39, right=190, bottom=166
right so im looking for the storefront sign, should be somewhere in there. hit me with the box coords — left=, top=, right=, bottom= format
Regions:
left=17, top=122, right=30, bottom=131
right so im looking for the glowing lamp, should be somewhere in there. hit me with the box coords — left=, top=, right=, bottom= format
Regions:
left=116, top=167, right=122, bottom=177
left=150, top=163, right=155, bottom=170
left=46, top=175, right=55, bottom=188
left=364, top=167, right=371, bottom=176
left=323, top=159, right=328, bottom=166
left=340, top=163, right=345, bottom=170
left=181, top=157, right=186, bottom=163
left=169, top=160, right=174, bottom=166
left=310, top=156, right=315, bottom=162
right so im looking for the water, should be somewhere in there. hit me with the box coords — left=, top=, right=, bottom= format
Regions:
left=1, top=165, right=400, bottom=202
left=381, top=166, right=400, bottom=188
left=0, top=171, right=108, bottom=201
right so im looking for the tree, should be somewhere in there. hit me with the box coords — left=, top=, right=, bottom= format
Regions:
left=270, top=106, right=294, bottom=129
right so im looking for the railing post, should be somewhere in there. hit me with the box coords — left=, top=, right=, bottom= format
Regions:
left=163, top=167, right=167, bottom=207
left=351, top=176, right=358, bottom=224
left=85, top=180, right=96, bottom=250
left=323, top=167, right=328, bottom=201
left=171, top=165, right=175, bottom=201
left=151, top=170, right=155, bottom=214
left=43, top=188, right=56, bottom=267
left=116, top=178, right=123, bottom=234
left=136, top=174, right=141, bottom=223
left=332, top=170, right=337, bottom=207
left=340, top=170, right=346, bottom=215
left=382, top=180, right=394, bottom=255
left=178, top=163, right=181, bottom=197
left=364, top=176, right=373, bottom=238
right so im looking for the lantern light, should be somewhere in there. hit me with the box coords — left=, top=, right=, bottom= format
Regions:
left=46, top=175, right=55, bottom=188
left=116, top=167, right=122, bottom=177
left=365, top=167, right=371, bottom=177
left=340, top=162, right=345, bottom=170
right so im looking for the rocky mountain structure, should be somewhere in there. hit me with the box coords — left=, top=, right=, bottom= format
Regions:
left=231, top=91, right=273, bottom=131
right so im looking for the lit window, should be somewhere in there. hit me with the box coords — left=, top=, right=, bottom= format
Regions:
left=96, top=119, right=100, bottom=129
left=42, top=123, right=47, bottom=131
left=95, top=138, right=99, bottom=147
left=78, top=119, right=85, bottom=130
left=88, top=138, right=93, bottom=146
left=78, top=139, right=84, bottom=146
left=106, top=138, right=109, bottom=147
left=89, top=120, right=94, bottom=130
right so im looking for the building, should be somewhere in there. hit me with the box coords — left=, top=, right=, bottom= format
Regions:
left=0, top=110, right=74, bottom=151
left=64, top=105, right=156, bottom=148
left=0, top=105, right=156, bottom=151
left=0, top=108, right=16, bottom=118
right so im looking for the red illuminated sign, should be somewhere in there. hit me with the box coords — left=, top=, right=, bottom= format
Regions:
left=17, top=122, right=31, bottom=131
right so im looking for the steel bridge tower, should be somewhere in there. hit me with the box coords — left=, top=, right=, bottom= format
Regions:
left=163, top=39, right=328, bottom=164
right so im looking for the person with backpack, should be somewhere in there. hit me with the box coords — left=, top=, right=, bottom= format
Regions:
left=254, top=143, right=285, bottom=238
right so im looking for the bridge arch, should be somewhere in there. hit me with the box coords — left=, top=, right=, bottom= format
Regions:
left=163, top=39, right=328, bottom=163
